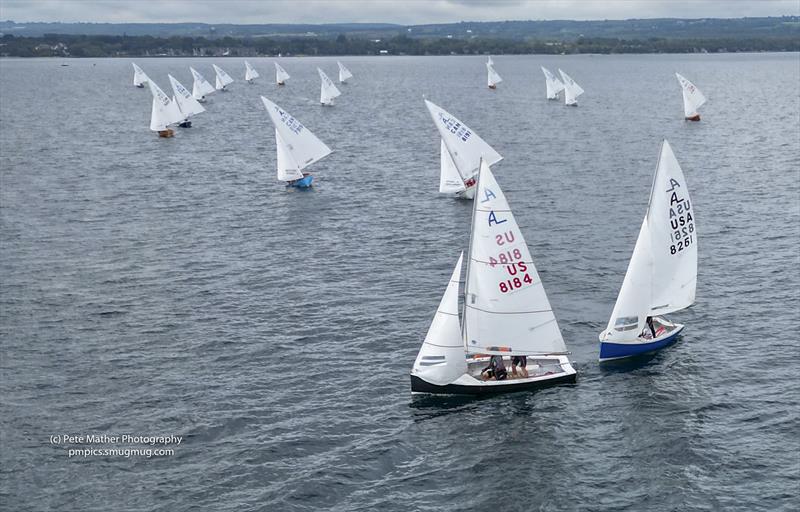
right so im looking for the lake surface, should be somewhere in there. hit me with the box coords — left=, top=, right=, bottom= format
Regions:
left=1, top=53, right=798, bottom=511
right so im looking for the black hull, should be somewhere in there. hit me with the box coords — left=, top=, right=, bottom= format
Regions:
left=410, top=372, right=576, bottom=395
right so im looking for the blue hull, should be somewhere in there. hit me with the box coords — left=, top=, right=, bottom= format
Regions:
left=599, top=326, right=684, bottom=362
left=289, top=175, right=313, bottom=188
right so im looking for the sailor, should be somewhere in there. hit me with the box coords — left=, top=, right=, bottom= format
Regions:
left=481, top=355, right=507, bottom=381
left=510, top=355, right=528, bottom=378
left=646, top=316, right=657, bottom=338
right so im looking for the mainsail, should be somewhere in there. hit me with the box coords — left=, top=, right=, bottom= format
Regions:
left=168, top=74, right=205, bottom=119
left=675, top=73, right=706, bottom=118
left=190, top=67, right=215, bottom=100
left=245, top=61, right=260, bottom=82
left=275, top=62, right=290, bottom=84
left=212, top=64, right=234, bottom=90
left=463, top=160, right=568, bottom=356
left=318, top=68, right=342, bottom=105
left=487, top=63, right=503, bottom=88
left=603, top=140, right=697, bottom=342
left=148, top=79, right=183, bottom=131
left=338, top=61, right=353, bottom=83
left=541, top=66, right=565, bottom=99
left=261, top=96, right=332, bottom=181
left=132, top=63, right=148, bottom=87
left=558, top=69, right=584, bottom=106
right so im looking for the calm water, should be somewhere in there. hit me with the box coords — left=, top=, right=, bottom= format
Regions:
left=1, top=54, right=799, bottom=511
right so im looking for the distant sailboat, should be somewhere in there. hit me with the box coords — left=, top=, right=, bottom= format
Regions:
left=275, top=62, right=290, bottom=86
left=599, top=140, right=697, bottom=361
left=337, top=61, right=353, bottom=83
left=541, top=66, right=565, bottom=100
left=168, top=74, right=205, bottom=128
left=190, top=67, right=215, bottom=102
left=260, top=96, right=332, bottom=188
left=147, top=78, right=184, bottom=138
left=212, top=64, right=234, bottom=91
left=410, top=160, right=577, bottom=395
left=132, top=62, right=148, bottom=88
left=487, top=56, right=494, bottom=66
left=244, top=61, right=260, bottom=84
left=425, top=99, right=502, bottom=199
left=558, top=69, right=584, bottom=106
left=487, top=62, right=502, bottom=89
left=318, top=68, right=341, bottom=106
left=675, top=73, right=706, bottom=121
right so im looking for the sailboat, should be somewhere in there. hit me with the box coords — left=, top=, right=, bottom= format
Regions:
left=487, top=56, right=494, bottom=66
left=599, top=140, right=697, bottom=362
left=318, top=68, right=341, bottom=106
left=541, top=66, right=565, bottom=100
left=147, top=78, right=184, bottom=138
left=260, top=96, right=332, bottom=188
left=168, top=74, right=205, bottom=128
left=190, top=67, right=215, bottom=102
left=558, top=69, right=584, bottom=106
left=212, top=64, right=234, bottom=91
left=338, top=61, right=353, bottom=83
left=487, top=62, right=502, bottom=89
left=425, top=99, right=502, bottom=200
left=132, top=63, right=148, bottom=88
left=411, top=160, right=577, bottom=395
left=275, top=62, right=290, bottom=85
left=675, top=73, right=706, bottom=121
left=245, top=61, right=260, bottom=84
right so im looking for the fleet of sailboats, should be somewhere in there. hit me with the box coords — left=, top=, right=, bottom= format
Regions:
left=411, top=159, right=577, bottom=394
left=599, top=140, right=697, bottom=361
left=558, top=69, right=584, bottom=106
left=338, top=61, right=353, bottom=83
left=244, top=61, right=260, bottom=84
left=318, top=68, right=341, bottom=106
left=676, top=72, right=706, bottom=121
left=260, top=96, right=332, bottom=188
left=275, top=62, right=290, bottom=85
left=212, top=64, right=234, bottom=91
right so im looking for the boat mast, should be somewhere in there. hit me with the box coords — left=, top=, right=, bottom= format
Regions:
left=461, top=157, right=483, bottom=352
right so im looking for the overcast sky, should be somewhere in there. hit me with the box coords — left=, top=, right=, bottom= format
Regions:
left=1, top=0, right=798, bottom=25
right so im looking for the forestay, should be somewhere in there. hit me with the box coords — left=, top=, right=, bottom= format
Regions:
left=275, top=63, right=290, bottom=83
left=541, top=66, right=565, bottom=99
left=439, top=140, right=466, bottom=194
left=260, top=96, right=332, bottom=181
left=412, top=253, right=468, bottom=386
left=132, top=63, right=148, bottom=86
left=338, top=61, right=353, bottom=83
left=558, top=69, right=584, bottom=105
left=245, top=61, right=260, bottom=81
left=603, top=140, right=697, bottom=342
left=168, top=74, right=205, bottom=119
left=424, top=99, right=502, bottom=182
left=148, top=79, right=183, bottom=131
left=675, top=73, right=706, bottom=118
left=463, top=160, right=567, bottom=356
left=487, top=63, right=503, bottom=87
left=190, top=67, right=215, bottom=99
left=318, top=68, right=341, bottom=104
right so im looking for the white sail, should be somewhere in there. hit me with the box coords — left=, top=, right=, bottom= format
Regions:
left=245, top=61, right=260, bottom=81
left=212, top=64, right=234, bottom=89
left=558, top=69, right=584, bottom=106
left=318, top=68, right=341, bottom=105
left=487, top=56, right=494, bottom=66
left=337, top=61, right=353, bottom=83
left=487, top=63, right=502, bottom=87
left=190, top=67, right=215, bottom=100
left=275, top=62, right=290, bottom=84
left=132, top=62, right=148, bottom=87
left=541, top=66, right=564, bottom=99
left=603, top=140, right=697, bottom=342
left=168, top=74, right=205, bottom=119
left=147, top=78, right=183, bottom=131
left=440, top=140, right=466, bottom=194
left=463, top=160, right=568, bottom=356
left=260, top=96, right=332, bottom=181
left=411, top=253, right=468, bottom=386
left=675, top=73, right=706, bottom=118
left=424, top=99, right=503, bottom=183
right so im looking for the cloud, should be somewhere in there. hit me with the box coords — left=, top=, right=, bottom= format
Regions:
left=1, top=0, right=798, bottom=24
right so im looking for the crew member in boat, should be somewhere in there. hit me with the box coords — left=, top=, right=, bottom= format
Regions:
left=645, top=316, right=657, bottom=338
left=480, top=355, right=507, bottom=381
left=510, top=355, right=528, bottom=378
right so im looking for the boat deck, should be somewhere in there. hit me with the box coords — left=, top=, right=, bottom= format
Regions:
left=465, top=356, right=569, bottom=381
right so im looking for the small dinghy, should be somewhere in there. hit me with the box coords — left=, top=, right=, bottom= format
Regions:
left=486, top=61, right=502, bottom=90
left=558, top=69, right=584, bottom=106
left=168, top=74, right=205, bottom=128
left=541, top=66, right=565, bottom=100
left=260, top=96, right=332, bottom=188
left=411, top=160, right=577, bottom=395
left=337, top=61, right=353, bottom=83
left=245, top=61, right=260, bottom=84
left=147, top=78, right=184, bottom=138
left=676, top=73, right=706, bottom=121
left=212, top=64, right=234, bottom=92
left=132, top=62, right=148, bottom=88
left=424, top=99, right=502, bottom=200
left=275, top=62, right=290, bottom=86
left=318, top=68, right=341, bottom=106
left=599, top=140, right=697, bottom=362
left=190, top=67, right=215, bottom=102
